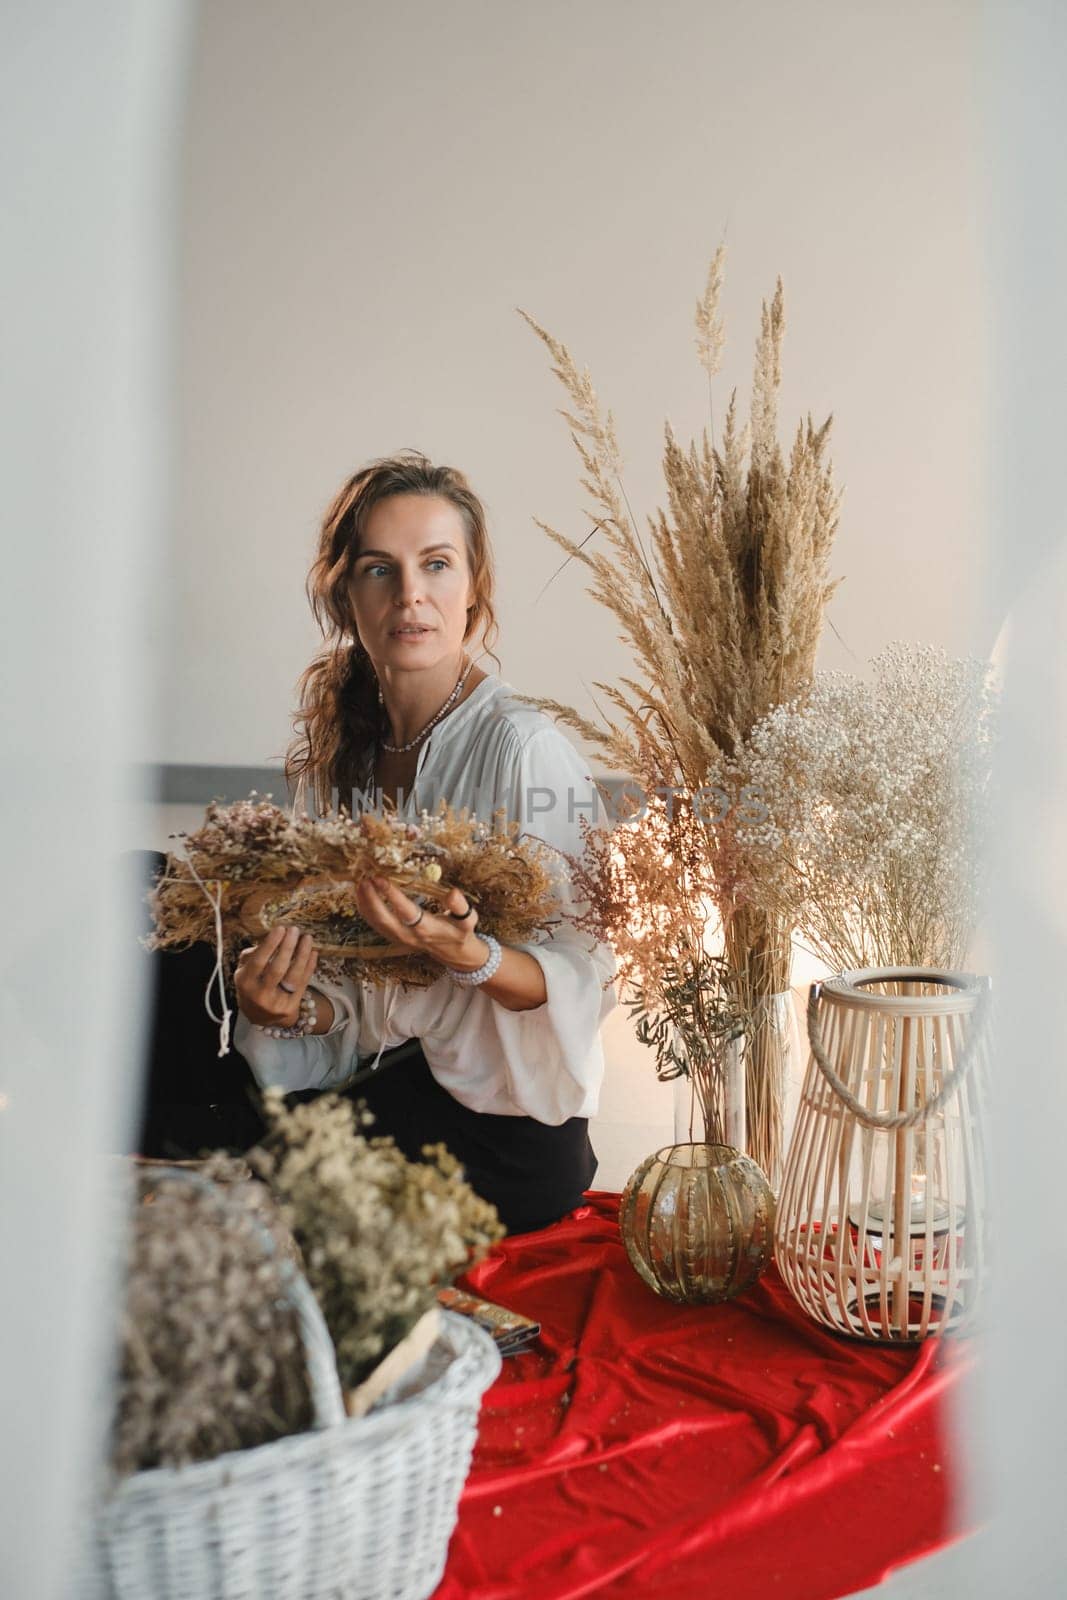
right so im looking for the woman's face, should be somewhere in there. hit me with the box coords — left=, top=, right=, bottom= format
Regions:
left=350, top=493, right=475, bottom=674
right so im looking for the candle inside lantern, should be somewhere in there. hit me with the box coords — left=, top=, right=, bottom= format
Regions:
left=909, top=1167, right=927, bottom=1219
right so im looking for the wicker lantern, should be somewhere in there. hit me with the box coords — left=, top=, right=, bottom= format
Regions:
left=619, top=1143, right=776, bottom=1304
left=775, top=969, right=991, bottom=1342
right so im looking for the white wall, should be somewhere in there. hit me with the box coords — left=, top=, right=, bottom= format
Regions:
left=0, top=4, right=190, bottom=1595
left=163, top=0, right=992, bottom=773
left=963, top=3, right=1067, bottom=1593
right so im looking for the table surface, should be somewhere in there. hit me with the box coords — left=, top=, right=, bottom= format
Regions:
left=436, top=1191, right=971, bottom=1600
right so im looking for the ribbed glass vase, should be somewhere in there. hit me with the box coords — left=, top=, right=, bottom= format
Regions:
left=619, top=1143, right=776, bottom=1305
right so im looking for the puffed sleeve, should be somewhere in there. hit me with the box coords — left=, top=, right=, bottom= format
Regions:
left=440, top=720, right=618, bottom=1123
left=231, top=969, right=364, bottom=1094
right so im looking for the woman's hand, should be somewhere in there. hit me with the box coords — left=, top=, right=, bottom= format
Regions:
left=356, top=876, right=489, bottom=973
left=234, top=924, right=319, bottom=1027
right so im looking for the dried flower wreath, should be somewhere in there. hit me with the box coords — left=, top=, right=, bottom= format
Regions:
left=143, top=793, right=568, bottom=1005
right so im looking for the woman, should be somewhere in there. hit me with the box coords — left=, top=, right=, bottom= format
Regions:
left=233, top=451, right=618, bottom=1233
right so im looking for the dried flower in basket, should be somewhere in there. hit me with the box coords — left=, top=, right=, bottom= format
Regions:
left=110, top=1154, right=313, bottom=1477
left=249, top=1091, right=505, bottom=1392
left=143, top=793, right=566, bottom=990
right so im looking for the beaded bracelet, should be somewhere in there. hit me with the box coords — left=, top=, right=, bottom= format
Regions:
left=256, top=990, right=318, bottom=1040
left=445, top=932, right=502, bottom=987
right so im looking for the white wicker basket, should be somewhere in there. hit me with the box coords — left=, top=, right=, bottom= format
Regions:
left=72, top=1168, right=502, bottom=1600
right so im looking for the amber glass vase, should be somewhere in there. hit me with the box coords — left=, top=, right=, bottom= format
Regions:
left=619, top=1143, right=776, bottom=1305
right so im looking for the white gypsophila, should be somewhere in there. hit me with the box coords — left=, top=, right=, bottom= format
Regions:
left=729, top=643, right=998, bottom=972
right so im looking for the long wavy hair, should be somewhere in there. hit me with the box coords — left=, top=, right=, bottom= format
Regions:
left=285, top=450, right=500, bottom=815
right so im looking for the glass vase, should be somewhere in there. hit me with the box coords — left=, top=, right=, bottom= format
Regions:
left=671, top=990, right=802, bottom=1188
left=619, top=1143, right=776, bottom=1304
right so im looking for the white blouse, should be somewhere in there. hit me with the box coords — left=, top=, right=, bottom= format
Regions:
left=233, top=672, right=619, bottom=1124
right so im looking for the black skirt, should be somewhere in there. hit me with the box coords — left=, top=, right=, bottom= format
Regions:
left=131, top=849, right=597, bottom=1234
left=340, top=1041, right=597, bottom=1235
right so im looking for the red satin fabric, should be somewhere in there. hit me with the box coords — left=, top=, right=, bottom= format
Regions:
left=436, top=1192, right=972, bottom=1600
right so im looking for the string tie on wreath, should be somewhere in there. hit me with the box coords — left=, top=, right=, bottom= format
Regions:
left=368, top=976, right=400, bottom=1075
left=182, top=853, right=233, bottom=1057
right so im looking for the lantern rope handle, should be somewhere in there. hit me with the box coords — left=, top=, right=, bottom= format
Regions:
left=805, top=980, right=992, bottom=1131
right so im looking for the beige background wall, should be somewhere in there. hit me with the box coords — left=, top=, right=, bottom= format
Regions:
left=150, top=0, right=994, bottom=1186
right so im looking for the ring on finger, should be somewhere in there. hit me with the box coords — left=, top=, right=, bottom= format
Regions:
left=279, top=980, right=297, bottom=994
left=402, top=907, right=425, bottom=928
left=449, top=899, right=475, bottom=922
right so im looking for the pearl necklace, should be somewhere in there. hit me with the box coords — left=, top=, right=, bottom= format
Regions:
left=378, top=655, right=474, bottom=754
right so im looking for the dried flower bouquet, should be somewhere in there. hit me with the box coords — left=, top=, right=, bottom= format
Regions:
left=566, top=782, right=746, bottom=1143
left=733, top=642, right=999, bottom=972
left=112, top=1099, right=504, bottom=1476
left=516, top=245, right=842, bottom=1178
left=249, top=1091, right=504, bottom=1393
left=144, top=793, right=565, bottom=990
left=111, top=1155, right=314, bottom=1477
